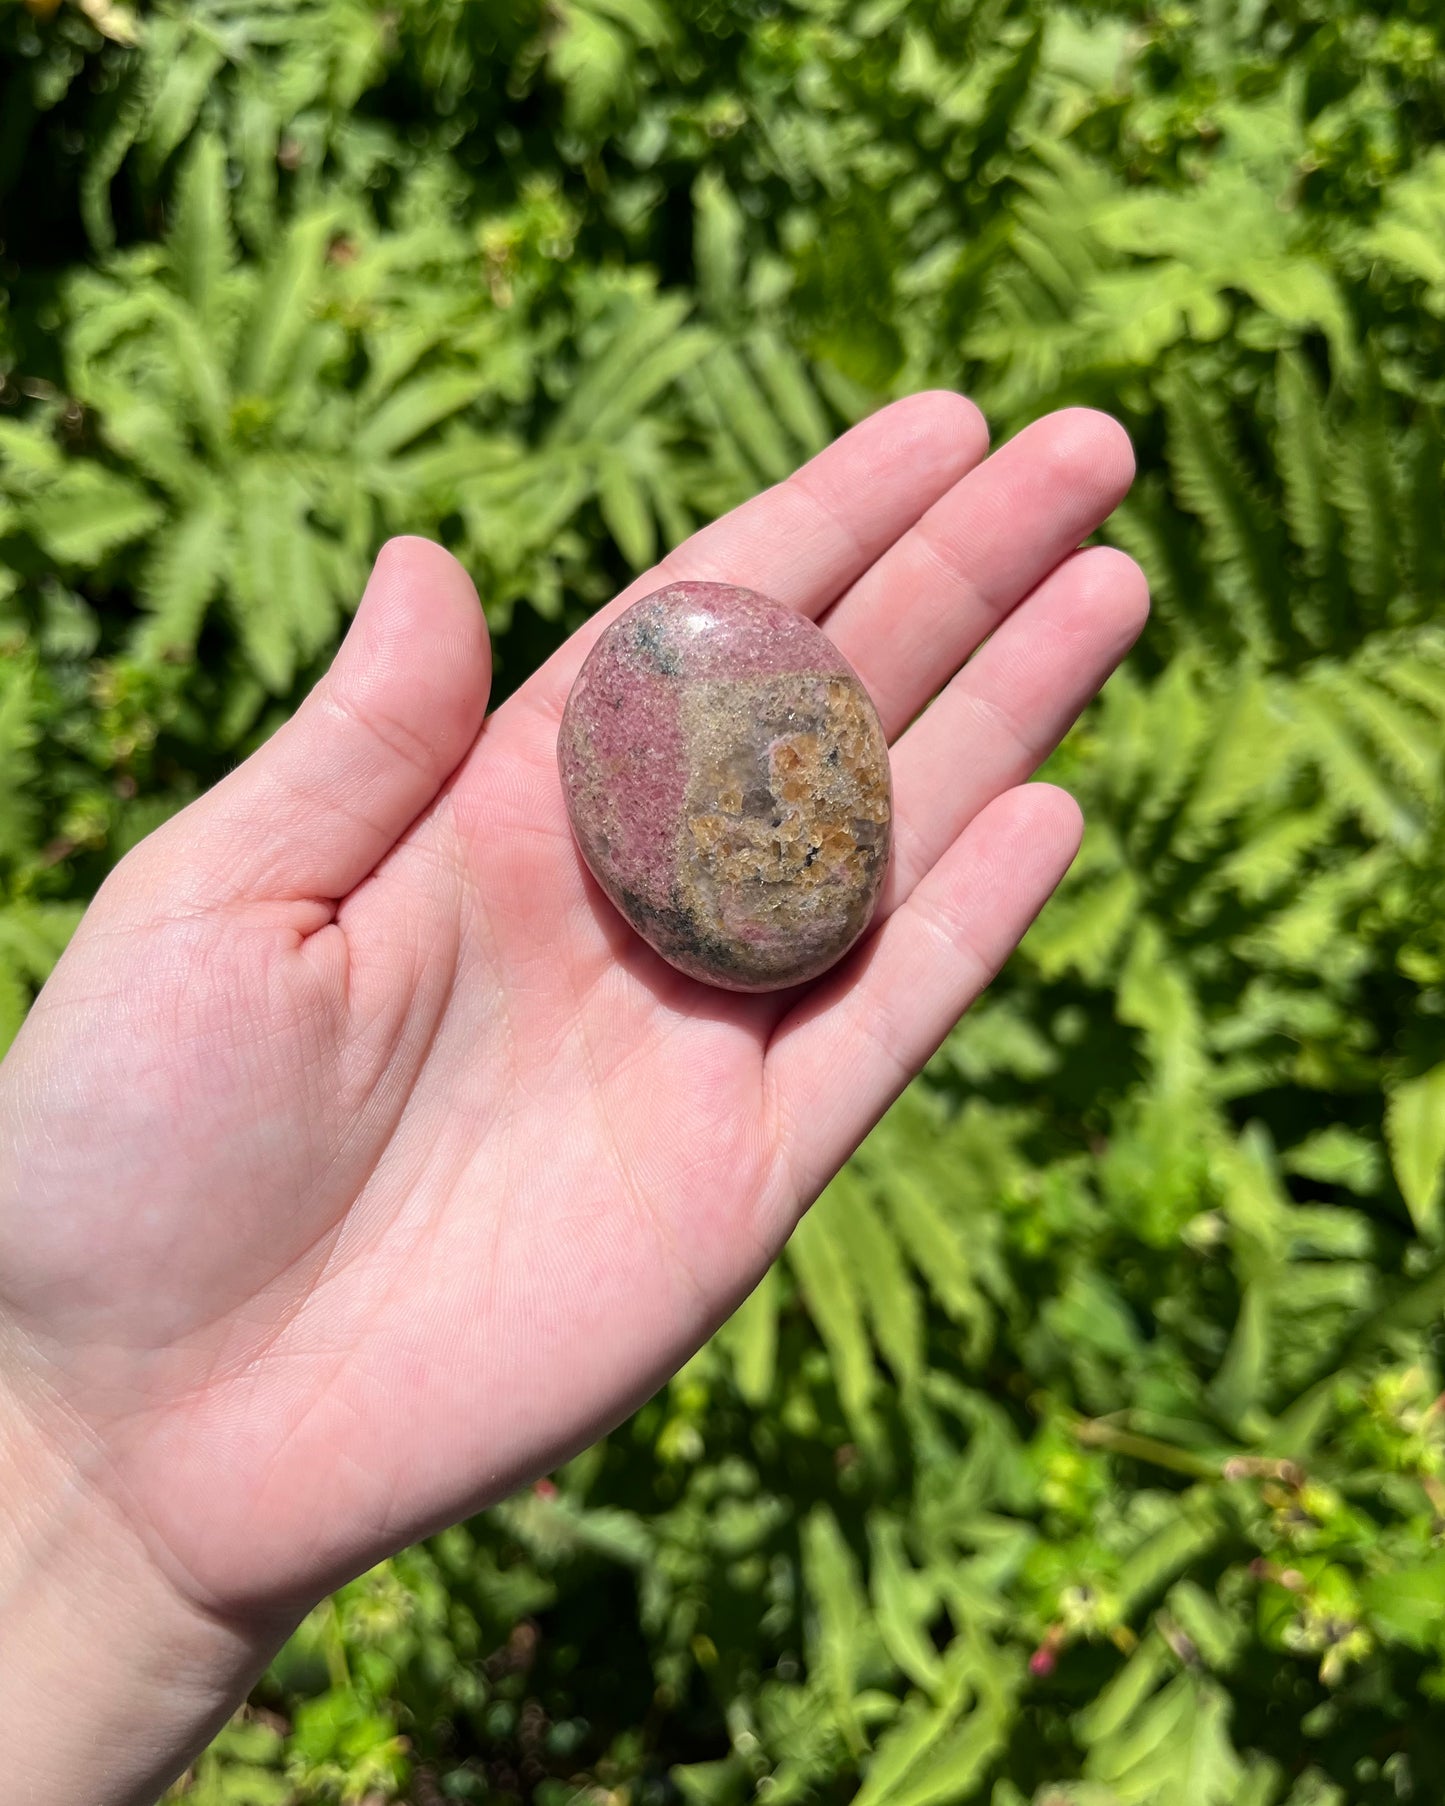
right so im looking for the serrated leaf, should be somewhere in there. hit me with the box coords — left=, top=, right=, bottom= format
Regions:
left=549, top=302, right=706, bottom=446
left=169, top=133, right=236, bottom=327
left=801, top=1506, right=870, bottom=1754
left=227, top=460, right=334, bottom=692
left=27, top=465, right=164, bottom=566
left=1075, top=1630, right=1171, bottom=1746
left=714, top=1261, right=778, bottom=1407
left=833, top=1170, right=924, bottom=1392
left=597, top=457, right=656, bottom=570
left=1274, top=352, right=1335, bottom=574
left=141, top=33, right=227, bottom=174
left=133, top=489, right=231, bottom=660
left=240, top=210, right=335, bottom=398
left=693, top=169, right=745, bottom=317
left=1385, top=1064, right=1445, bottom=1240
left=788, top=1187, right=882, bottom=1458
left=355, top=369, right=489, bottom=463
left=1115, top=1497, right=1221, bottom=1615
left=697, top=345, right=796, bottom=484
left=749, top=331, right=832, bottom=457
left=1024, top=864, right=1140, bottom=984
left=868, top=1515, right=943, bottom=1695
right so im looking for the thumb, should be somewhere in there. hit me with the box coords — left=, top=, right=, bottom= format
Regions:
left=136, top=537, right=491, bottom=910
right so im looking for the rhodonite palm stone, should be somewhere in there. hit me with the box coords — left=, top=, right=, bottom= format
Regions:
left=558, top=581, right=892, bottom=991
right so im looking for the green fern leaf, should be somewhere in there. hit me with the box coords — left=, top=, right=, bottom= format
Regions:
left=1274, top=352, right=1339, bottom=588
left=1162, top=371, right=1282, bottom=656
left=80, top=45, right=158, bottom=250
left=1115, top=1497, right=1223, bottom=1616
left=228, top=459, right=329, bottom=692
left=597, top=455, right=657, bottom=570
left=1402, top=407, right=1445, bottom=610
left=0, top=656, right=40, bottom=861
left=551, top=307, right=710, bottom=446
left=693, top=169, right=745, bottom=318
left=1023, top=864, right=1140, bottom=984
left=355, top=370, right=488, bottom=463
left=854, top=1643, right=1016, bottom=1806
left=133, top=488, right=233, bottom=660
left=0, top=955, right=29, bottom=1055
left=1363, top=146, right=1445, bottom=304
left=1235, top=1756, right=1285, bottom=1806
left=89, top=390, right=201, bottom=500
left=713, top=1262, right=779, bottom=1407
left=1089, top=1673, right=1240, bottom=1803
left=156, top=294, right=233, bottom=458
left=1376, top=644, right=1445, bottom=723
left=240, top=209, right=335, bottom=398
left=788, top=1186, right=883, bottom=1459
left=867, top=1516, right=943, bottom=1695
left=0, top=902, right=85, bottom=1053
left=140, top=29, right=228, bottom=176
left=1295, top=682, right=1421, bottom=845
left=0, top=419, right=65, bottom=492
left=1323, top=670, right=1440, bottom=803
left=1283, top=1128, right=1383, bottom=1199
left=1384, top=1064, right=1445, bottom=1241
left=1209, top=1280, right=1271, bottom=1428
left=833, top=1170, right=925, bottom=1394
left=698, top=346, right=797, bottom=485
left=1075, top=1630, right=1171, bottom=1746
left=169, top=133, right=237, bottom=328
left=800, top=1506, right=871, bottom=1754
left=1329, top=389, right=1397, bottom=614
left=27, top=465, right=164, bottom=566
left=1177, top=675, right=1298, bottom=844
left=886, top=1170, right=992, bottom=1358
left=748, top=331, right=832, bottom=458
left=1166, top=1580, right=1245, bottom=1673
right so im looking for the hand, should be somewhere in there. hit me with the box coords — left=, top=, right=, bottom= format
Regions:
left=0, top=395, right=1145, bottom=1802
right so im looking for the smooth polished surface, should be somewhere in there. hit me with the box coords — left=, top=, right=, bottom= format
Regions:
left=558, top=581, right=892, bottom=991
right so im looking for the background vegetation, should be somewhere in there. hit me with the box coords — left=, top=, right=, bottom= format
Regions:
left=3, top=0, right=1445, bottom=1800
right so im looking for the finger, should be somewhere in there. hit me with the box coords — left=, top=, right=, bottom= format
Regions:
left=512, top=390, right=990, bottom=724
left=765, top=784, right=1083, bottom=1199
left=139, top=538, right=491, bottom=908
left=880, top=546, right=1148, bottom=920
left=819, top=409, right=1136, bottom=738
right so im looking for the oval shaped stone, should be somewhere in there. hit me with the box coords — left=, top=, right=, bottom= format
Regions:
left=558, top=581, right=892, bottom=991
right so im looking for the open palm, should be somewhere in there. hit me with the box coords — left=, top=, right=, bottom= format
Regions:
left=0, top=394, right=1145, bottom=1625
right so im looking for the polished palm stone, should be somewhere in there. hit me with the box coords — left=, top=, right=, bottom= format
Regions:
left=558, top=580, right=892, bottom=991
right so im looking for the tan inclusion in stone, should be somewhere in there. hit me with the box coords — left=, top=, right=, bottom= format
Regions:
left=677, top=674, right=891, bottom=978
left=557, top=581, right=893, bottom=991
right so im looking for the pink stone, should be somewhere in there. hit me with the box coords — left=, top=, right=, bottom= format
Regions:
left=558, top=582, right=893, bottom=991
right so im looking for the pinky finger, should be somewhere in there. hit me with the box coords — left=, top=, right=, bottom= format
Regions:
left=764, top=784, right=1083, bottom=1203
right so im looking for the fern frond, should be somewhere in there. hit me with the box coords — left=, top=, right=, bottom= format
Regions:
left=1329, top=378, right=1397, bottom=616
left=168, top=133, right=238, bottom=329
left=1162, top=371, right=1283, bottom=656
left=25, top=464, right=164, bottom=566
left=695, top=345, right=796, bottom=485
left=133, top=486, right=233, bottom=661
left=1274, top=353, right=1331, bottom=567
left=788, top=1186, right=883, bottom=1459
left=239, top=209, right=336, bottom=398
left=1401, top=406, right=1445, bottom=613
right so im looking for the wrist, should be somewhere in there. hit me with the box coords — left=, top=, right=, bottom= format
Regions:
left=0, top=1362, right=296, bottom=1806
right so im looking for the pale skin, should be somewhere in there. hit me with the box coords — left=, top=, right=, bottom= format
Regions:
left=0, top=394, right=1147, bottom=1805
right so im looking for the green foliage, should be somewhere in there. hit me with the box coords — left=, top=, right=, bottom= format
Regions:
left=4, top=0, right=1445, bottom=1801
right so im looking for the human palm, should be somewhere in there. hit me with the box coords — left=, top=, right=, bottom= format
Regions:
left=0, top=395, right=1145, bottom=1625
